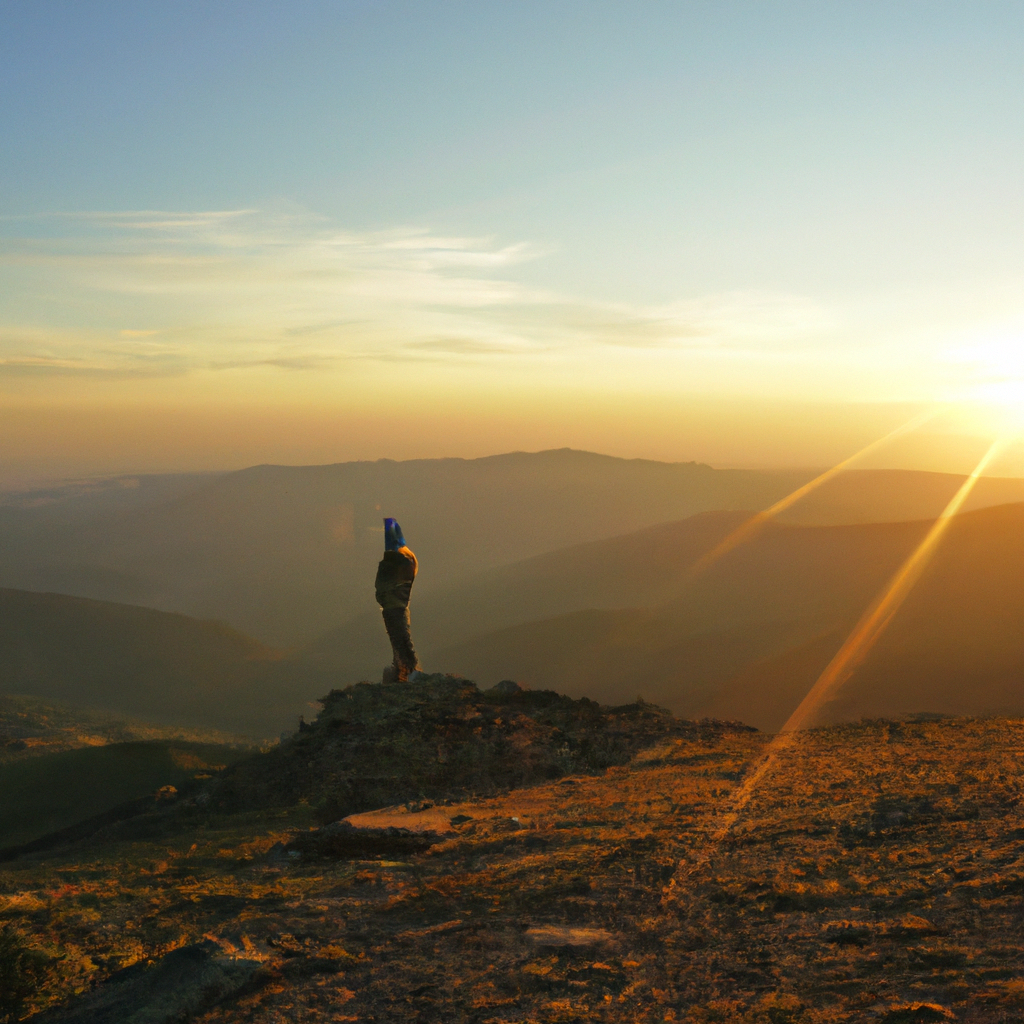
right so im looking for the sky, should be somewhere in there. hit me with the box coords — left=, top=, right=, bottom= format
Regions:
left=3, top=1, right=1024, bottom=483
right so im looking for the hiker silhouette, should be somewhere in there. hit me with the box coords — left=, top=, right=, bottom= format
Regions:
left=375, top=517, right=421, bottom=682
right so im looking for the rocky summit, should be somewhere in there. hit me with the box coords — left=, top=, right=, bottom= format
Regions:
left=212, top=674, right=743, bottom=822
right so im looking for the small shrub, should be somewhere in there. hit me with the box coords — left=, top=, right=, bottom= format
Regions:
left=880, top=1004, right=955, bottom=1023
left=0, top=926, right=51, bottom=1023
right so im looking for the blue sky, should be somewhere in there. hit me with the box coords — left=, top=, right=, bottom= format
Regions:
left=3, top=2, right=1024, bottom=478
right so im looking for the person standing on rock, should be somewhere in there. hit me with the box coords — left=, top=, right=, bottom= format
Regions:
left=375, top=517, right=421, bottom=682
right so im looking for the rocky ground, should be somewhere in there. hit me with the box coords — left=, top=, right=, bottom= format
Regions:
left=212, top=674, right=712, bottom=820
left=3, top=692, right=1024, bottom=1022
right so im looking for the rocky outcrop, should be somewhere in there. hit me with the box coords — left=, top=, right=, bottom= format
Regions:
left=31, top=941, right=266, bottom=1024
left=213, top=674, right=748, bottom=822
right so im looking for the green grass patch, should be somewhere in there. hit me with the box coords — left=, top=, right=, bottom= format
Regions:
left=0, top=741, right=247, bottom=848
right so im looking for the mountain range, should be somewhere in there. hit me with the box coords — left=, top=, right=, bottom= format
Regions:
left=6, top=449, right=1024, bottom=649
left=4, top=449, right=1024, bottom=735
left=0, top=450, right=813, bottom=647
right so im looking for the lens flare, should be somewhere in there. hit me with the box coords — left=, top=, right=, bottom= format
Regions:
left=684, top=408, right=938, bottom=581
left=779, top=433, right=1009, bottom=735
left=666, top=433, right=1009, bottom=895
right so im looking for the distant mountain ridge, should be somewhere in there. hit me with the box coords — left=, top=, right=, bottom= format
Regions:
left=0, top=450, right=815, bottom=645
left=4, top=449, right=1024, bottom=649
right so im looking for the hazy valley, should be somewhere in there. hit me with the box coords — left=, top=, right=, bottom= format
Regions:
left=6, top=451, right=1024, bottom=735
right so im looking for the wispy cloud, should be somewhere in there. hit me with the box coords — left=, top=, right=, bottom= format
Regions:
left=206, top=354, right=342, bottom=372
left=0, top=209, right=836, bottom=388
left=0, top=209, right=259, bottom=230
left=0, top=356, right=186, bottom=380
left=405, top=336, right=539, bottom=356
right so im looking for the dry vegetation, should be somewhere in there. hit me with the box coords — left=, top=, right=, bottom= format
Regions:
left=4, top=714, right=1024, bottom=1021
left=0, top=694, right=249, bottom=766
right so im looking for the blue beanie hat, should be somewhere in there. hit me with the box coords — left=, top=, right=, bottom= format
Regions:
left=384, top=518, right=406, bottom=551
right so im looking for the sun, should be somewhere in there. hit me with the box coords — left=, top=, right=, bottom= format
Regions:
left=974, top=377, right=1024, bottom=403
left=947, top=334, right=1024, bottom=433
left=966, top=378, right=1024, bottom=433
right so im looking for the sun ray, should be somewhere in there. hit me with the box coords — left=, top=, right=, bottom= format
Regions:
left=778, top=433, right=1009, bottom=735
left=667, top=432, right=1009, bottom=896
left=683, top=408, right=939, bottom=581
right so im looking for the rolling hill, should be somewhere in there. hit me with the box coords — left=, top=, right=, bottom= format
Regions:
left=303, top=508, right=933, bottom=696
left=433, top=503, right=1024, bottom=729
left=8, top=500, right=1024, bottom=739
left=0, top=589, right=304, bottom=736
left=296, top=509, right=761, bottom=686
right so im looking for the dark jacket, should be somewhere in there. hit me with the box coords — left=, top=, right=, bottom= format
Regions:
left=375, top=546, right=418, bottom=610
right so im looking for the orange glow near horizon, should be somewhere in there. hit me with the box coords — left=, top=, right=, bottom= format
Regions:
left=0, top=396, right=956, bottom=490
